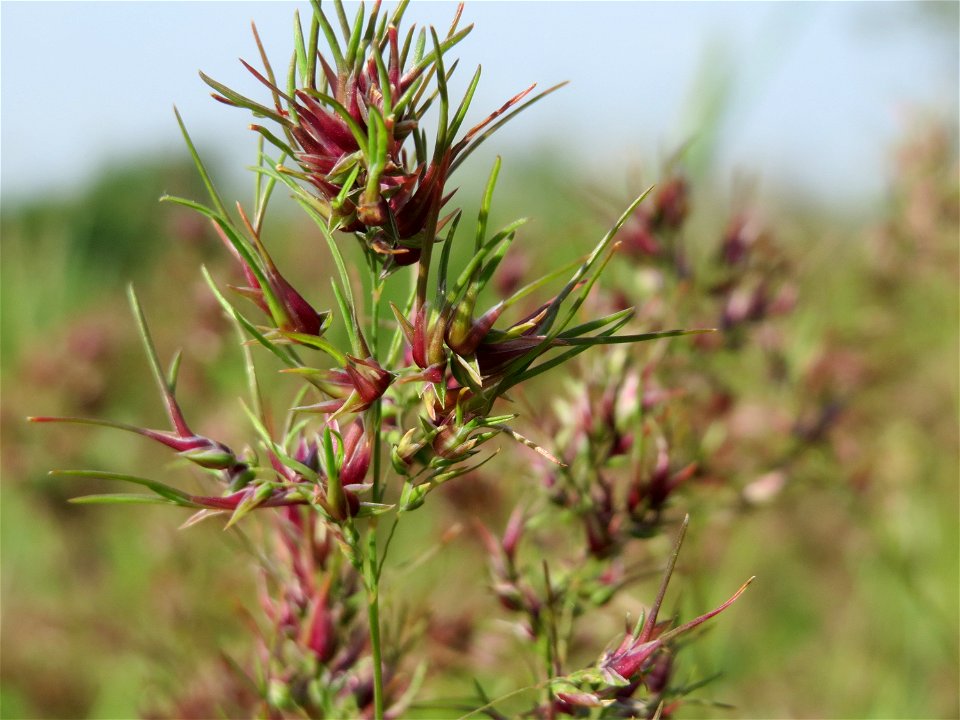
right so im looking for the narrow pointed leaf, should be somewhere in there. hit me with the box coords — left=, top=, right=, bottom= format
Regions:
left=311, top=0, right=345, bottom=68
left=559, top=329, right=714, bottom=346
left=660, top=576, right=755, bottom=644
left=199, top=71, right=292, bottom=127
left=51, top=470, right=198, bottom=506
left=69, top=494, right=180, bottom=506
left=639, top=514, right=690, bottom=642
left=474, top=156, right=500, bottom=254
left=173, top=106, right=229, bottom=218
left=128, top=285, right=193, bottom=438
left=275, top=331, right=348, bottom=365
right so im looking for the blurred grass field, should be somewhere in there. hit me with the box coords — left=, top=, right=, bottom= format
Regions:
left=1, top=115, right=957, bottom=720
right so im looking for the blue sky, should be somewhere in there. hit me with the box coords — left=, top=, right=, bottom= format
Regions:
left=1, top=2, right=956, bottom=208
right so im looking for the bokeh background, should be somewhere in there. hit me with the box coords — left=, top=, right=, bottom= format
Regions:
left=2, top=2, right=957, bottom=718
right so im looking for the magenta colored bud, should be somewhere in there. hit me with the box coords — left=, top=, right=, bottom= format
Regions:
left=475, top=335, right=547, bottom=378
left=340, top=420, right=364, bottom=457
left=218, top=212, right=326, bottom=337
left=273, top=273, right=325, bottom=336
left=446, top=302, right=505, bottom=357
left=648, top=442, right=672, bottom=505
left=720, top=216, right=755, bottom=266
left=419, top=363, right=447, bottom=384
left=304, top=586, right=337, bottom=663
left=393, top=158, right=449, bottom=240
left=607, top=638, right=661, bottom=680
left=405, top=304, right=447, bottom=375
left=501, top=506, right=525, bottom=562
left=412, top=305, right=428, bottom=369
left=604, top=577, right=752, bottom=682
left=294, top=90, right=358, bottom=153
left=344, top=355, right=394, bottom=408
left=652, top=177, right=689, bottom=231
left=584, top=513, right=615, bottom=559
left=339, top=421, right=371, bottom=487
left=555, top=691, right=602, bottom=709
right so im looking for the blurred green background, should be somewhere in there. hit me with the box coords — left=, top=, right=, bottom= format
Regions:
left=2, top=3, right=958, bottom=719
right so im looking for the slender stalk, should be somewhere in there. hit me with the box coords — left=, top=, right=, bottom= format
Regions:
left=369, top=264, right=383, bottom=358
left=371, top=401, right=384, bottom=503
left=365, top=257, right=387, bottom=720
left=540, top=560, right=559, bottom=719
left=370, top=266, right=386, bottom=502
left=366, top=530, right=385, bottom=720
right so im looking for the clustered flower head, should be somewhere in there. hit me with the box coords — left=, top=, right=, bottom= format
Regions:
left=253, top=507, right=421, bottom=719
left=204, top=1, right=550, bottom=272
left=473, top=510, right=752, bottom=718
left=585, top=519, right=751, bottom=716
